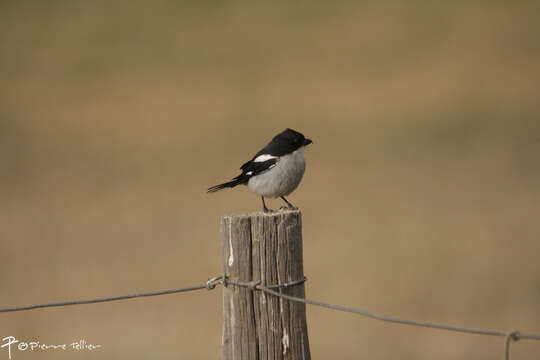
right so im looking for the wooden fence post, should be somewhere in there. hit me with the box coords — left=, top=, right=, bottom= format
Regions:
left=221, top=209, right=311, bottom=360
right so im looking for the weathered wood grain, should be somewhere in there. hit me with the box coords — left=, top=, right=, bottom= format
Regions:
left=221, top=210, right=310, bottom=360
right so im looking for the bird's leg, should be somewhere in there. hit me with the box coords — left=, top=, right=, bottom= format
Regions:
left=262, top=196, right=273, bottom=213
left=280, top=196, right=297, bottom=210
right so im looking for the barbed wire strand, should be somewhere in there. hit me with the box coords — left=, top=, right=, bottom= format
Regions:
left=1, top=275, right=539, bottom=359
left=505, top=331, right=521, bottom=360
left=227, top=279, right=539, bottom=360
left=0, top=282, right=216, bottom=313
left=222, top=279, right=540, bottom=342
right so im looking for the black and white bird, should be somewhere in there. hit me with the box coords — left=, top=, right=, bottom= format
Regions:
left=207, top=128, right=313, bottom=212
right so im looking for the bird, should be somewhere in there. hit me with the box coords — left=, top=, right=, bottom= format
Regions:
left=207, top=128, right=313, bottom=212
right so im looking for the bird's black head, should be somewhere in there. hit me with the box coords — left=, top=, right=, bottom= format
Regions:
left=280, top=128, right=313, bottom=149
left=260, top=128, right=313, bottom=157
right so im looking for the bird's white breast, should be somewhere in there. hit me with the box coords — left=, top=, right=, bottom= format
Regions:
left=248, top=147, right=306, bottom=198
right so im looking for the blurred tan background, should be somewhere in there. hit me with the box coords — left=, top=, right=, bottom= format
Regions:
left=1, top=1, right=540, bottom=359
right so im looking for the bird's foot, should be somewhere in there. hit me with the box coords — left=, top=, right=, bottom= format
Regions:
left=280, top=205, right=298, bottom=211
left=279, top=196, right=297, bottom=210
left=263, top=207, right=275, bottom=213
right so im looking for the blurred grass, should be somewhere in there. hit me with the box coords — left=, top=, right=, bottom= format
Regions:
left=1, top=1, right=540, bottom=359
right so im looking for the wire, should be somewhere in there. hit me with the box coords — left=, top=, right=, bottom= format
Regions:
left=0, top=278, right=221, bottom=313
left=226, top=279, right=540, bottom=342
left=1, top=274, right=539, bottom=360
left=505, top=331, right=521, bottom=360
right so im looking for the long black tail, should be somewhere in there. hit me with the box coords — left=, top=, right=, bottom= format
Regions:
left=207, top=177, right=245, bottom=193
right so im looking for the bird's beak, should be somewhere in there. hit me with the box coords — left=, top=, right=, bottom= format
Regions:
left=303, top=138, right=313, bottom=146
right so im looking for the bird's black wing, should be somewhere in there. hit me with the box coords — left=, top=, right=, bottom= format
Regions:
left=240, top=128, right=305, bottom=169
left=207, top=157, right=278, bottom=193
left=239, top=158, right=278, bottom=177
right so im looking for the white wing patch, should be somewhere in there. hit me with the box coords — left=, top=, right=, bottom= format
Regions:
left=246, top=171, right=253, bottom=175
left=253, top=154, right=278, bottom=162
